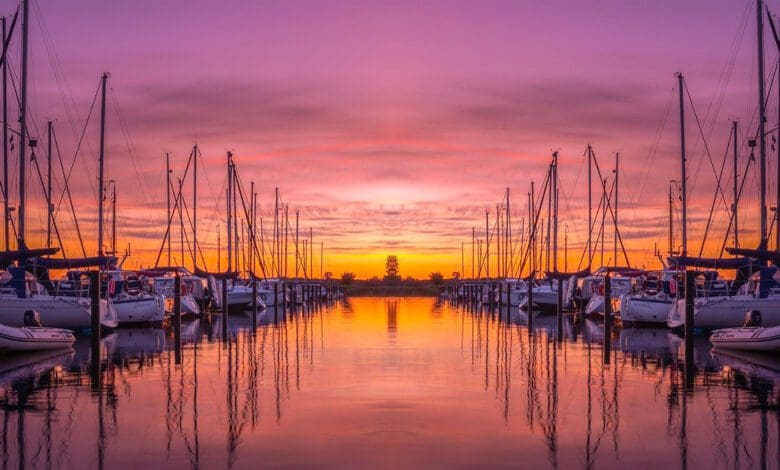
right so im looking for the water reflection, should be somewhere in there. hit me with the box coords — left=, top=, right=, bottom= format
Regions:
left=461, top=301, right=779, bottom=469
left=0, top=298, right=775, bottom=468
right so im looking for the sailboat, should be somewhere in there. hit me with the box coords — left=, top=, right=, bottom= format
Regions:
left=0, top=0, right=118, bottom=331
left=669, top=1, right=780, bottom=330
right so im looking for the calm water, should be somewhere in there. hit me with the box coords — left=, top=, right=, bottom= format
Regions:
left=0, top=297, right=777, bottom=469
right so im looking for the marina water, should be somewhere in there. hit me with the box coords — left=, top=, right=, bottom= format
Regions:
left=0, top=297, right=777, bottom=468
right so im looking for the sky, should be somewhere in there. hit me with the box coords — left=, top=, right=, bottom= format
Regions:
left=1, top=0, right=778, bottom=278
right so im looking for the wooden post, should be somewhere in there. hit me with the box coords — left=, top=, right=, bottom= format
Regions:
left=556, top=278, right=563, bottom=343
left=174, top=274, right=182, bottom=364
left=527, top=276, right=534, bottom=332
left=684, top=270, right=695, bottom=388
left=221, top=277, right=228, bottom=336
left=252, top=278, right=257, bottom=332
left=89, top=270, right=101, bottom=371
left=603, top=274, right=611, bottom=364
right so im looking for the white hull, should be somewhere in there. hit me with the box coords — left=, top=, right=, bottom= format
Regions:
left=668, top=296, right=780, bottom=330
left=113, top=294, right=165, bottom=324
left=710, top=326, right=780, bottom=351
left=0, top=324, right=76, bottom=351
left=619, top=295, right=673, bottom=325
left=0, top=296, right=118, bottom=330
left=523, top=288, right=558, bottom=309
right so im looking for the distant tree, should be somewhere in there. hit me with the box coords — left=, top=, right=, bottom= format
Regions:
left=340, top=272, right=356, bottom=286
left=384, top=255, right=400, bottom=281
left=452, top=272, right=461, bottom=280
left=429, top=272, right=444, bottom=286
left=324, top=272, right=333, bottom=280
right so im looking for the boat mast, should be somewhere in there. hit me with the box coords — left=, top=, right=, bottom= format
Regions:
left=496, top=203, right=500, bottom=277
left=587, top=145, right=592, bottom=268
left=17, top=0, right=29, bottom=249
left=2, top=16, right=7, bottom=251
left=757, top=0, right=768, bottom=253
left=97, top=72, right=108, bottom=256
left=46, top=121, right=52, bottom=249
left=471, top=226, right=475, bottom=278
left=193, top=144, right=198, bottom=272
left=233, top=163, right=238, bottom=275
left=677, top=72, right=688, bottom=257
left=530, top=181, right=535, bottom=275
left=273, top=187, right=279, bottom=277
left=668, top=181, right=674, bottom=256
left=166, top=152, right=171, bottom=265
left=505, top=187, right=510, bottom=277
left=284, top=204, right=289, bottom=278
left=552, top=151, right=558, bottom=272
left=178, top=177, right=184, bottom=267
left=309, top=227, right=313, bottom=279
left=111, top=183, right=116, bottom=255
left=733, top=121, right=739, bottom=249
left=226, top=152, right=232, bottom=272
left=249, top=180, right=254, bottom=274
left=614, top=152, right=619, bottom=267
left=295, top=209, right=300, bottom=278
left=485, top=209, right=489, bottom=278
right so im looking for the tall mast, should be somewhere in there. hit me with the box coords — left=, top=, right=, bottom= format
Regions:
left=166, top=152, right=171, bottom=265
left=587, top=145, right=592, bottom=267
left=17, top=0, right=29, bottom=249
left=669, top=181, right=674, bottom=256
left=614, top=152, right=619, bottom=267
left=471, top=226, right=475, bottom=279
left=677, top=72, right=688, bottom=256
left=226, top=152, right=232, bottom=272
left=505, top=187, right=510, bottom=277
left=496, top=203, right=500, bottom=278
left=757, top=0, right=768, bottom=252
left=284, top=204, right=289, bottom=278
left=273, top=187, right=279, bottom=277
left=46, top=121, right=52, bottom=249
left=552, top=152, right=558, bottom=272
left=233, top=164, right=238, bottom=274
left=295, top=210, right=300, bottom=278
left=733, top=121, right=739, bottom=249
left=249, top=180, right=254, bottom=274
left=485, top=209, right=489, bottom=278
left=111, top=183, right=116, bottom=255
left=178, top=177, right=184, bottom=267
left=2, top=16, right=8, bottom=251
left=530, top=181, right=535, bottom=275
left=545, top=163, right=552, bottom=272
left=97, top=73, right=108, bottom=256
left=193, top=145, right=198, bottom=272
left=309, top=227, right=313, bottom=279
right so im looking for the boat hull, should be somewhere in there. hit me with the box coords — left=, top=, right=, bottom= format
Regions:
left=710, top=326, right=780, bottom=351
left=113, top=295, right=165, bottom=324
left=620, top=295, right=673, bottom=325
left=0, top=324, right=76, bottom=351
left=0, top=296, right=118, bottom=330
left=668, top=296, right=780, bottom=330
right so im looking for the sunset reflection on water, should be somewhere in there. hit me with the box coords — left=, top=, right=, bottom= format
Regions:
left=0, top=297, right=776, bottom=469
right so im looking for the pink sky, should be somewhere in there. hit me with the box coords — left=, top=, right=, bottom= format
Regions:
left=2, top=0, right=777, bottom=276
